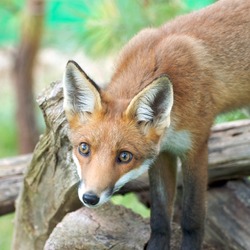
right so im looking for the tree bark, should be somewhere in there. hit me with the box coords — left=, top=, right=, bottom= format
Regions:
left=205, top=178, right=250, bottom=250
left=0, top=154, right=32, bottom=215
left=11, top=81, right=250, bottom=249
left=13, top=0, right=44, bottom=154
left=12, top=82, right=82, bottom=250
left=208, top=120, right=250, bottom=182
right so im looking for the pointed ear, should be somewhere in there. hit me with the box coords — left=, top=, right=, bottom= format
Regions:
left=125, top=75, right=173, bottom=135
left=63, top=60, right=102, bottom=120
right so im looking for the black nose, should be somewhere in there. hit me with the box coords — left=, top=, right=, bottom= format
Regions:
left=82, top=192, right=100, bottom=206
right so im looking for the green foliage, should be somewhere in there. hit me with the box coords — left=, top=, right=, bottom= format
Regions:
left=39, top=0, right=190, bottom=55
left=82, top=0, right=145, bottom=56
left=0, top=213, right=14, bottom=250
left=184, top=0, right=214, bottom=10
left=0, top=122, right=18, bottom=157
left=0, top=0, right=215, bottom=55
left=112, top=193, right=150, bottom=218
left=43, top=0, right=218, bottom=57
left=0, top=0, right=24, bottom=45
left=0, top=85, right=18, bottom=157
left=75, top=0, right=188, bottom=57
left=215, top=110, right=249, bottom=124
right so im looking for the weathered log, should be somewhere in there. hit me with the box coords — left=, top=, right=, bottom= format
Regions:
left=0, top=154, right=32, bottom=215
left=44, top=202, right=215, bottom=250
left=205, top=178, right=250, bottom=250
left=11, top=81, right=250, bottom=250
left=208, top=120, right=250, bottom=183
left=169, top=178, right=250, bottom=250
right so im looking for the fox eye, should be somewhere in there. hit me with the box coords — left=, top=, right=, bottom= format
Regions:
left=78, top=142, right=90, bottom=156
left=117, top=151, right=133, bottom=164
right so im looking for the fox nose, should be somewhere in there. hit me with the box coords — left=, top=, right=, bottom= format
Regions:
left=82, top=192, right=100, bottom=206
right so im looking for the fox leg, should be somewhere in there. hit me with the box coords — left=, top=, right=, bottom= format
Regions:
left=180, top=144, right=208, bottom=250
left=146, top=152, right=177, bottom=250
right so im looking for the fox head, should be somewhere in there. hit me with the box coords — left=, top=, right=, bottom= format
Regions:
left=63, top=60, right=173, bottom=207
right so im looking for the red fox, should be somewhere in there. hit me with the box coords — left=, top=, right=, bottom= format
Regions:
left=63, top=0, right=250, bottom=249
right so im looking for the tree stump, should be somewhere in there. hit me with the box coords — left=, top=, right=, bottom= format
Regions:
left=12, top=82, right=82, bottom=250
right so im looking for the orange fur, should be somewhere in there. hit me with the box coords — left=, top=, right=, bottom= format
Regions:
left=109, top=0, right=250, bottom=150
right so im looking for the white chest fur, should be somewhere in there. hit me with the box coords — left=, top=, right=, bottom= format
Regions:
left=160, top=126, right=192, bottom=156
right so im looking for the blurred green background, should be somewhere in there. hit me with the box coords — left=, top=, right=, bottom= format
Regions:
left=0, top=0, right=215, bottom=54
left=0, top=0, right=249, bottom=249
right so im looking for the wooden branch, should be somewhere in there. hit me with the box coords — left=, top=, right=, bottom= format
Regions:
left=0, top=154, right=32, bottom=215
left=8, top=81, right=250, bottom=250
left=208, top=119, right=250, bottom=182
left=205, top=178, right=250, bottom=250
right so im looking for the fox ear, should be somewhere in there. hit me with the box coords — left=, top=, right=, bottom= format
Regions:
left=63, top=60, right=102, bottom=120
left=125, top=75, right=173, bottom=135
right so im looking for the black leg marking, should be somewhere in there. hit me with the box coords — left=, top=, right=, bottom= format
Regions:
left=146, top=153, right=177, bottom=250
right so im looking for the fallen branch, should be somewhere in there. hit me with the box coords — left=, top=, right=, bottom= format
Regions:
left=208, top=119, right=250, bottom=182
left=0, top=154, right=32, bottom=215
